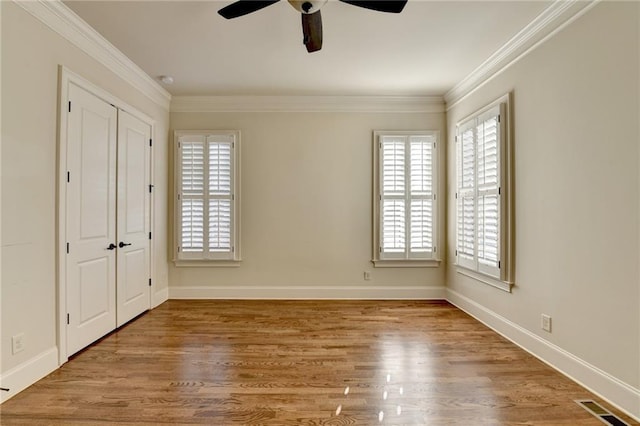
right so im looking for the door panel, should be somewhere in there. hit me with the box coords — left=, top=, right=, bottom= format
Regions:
left=124, top=129, right=146, bottom=234
left=79, top=111, right=112, bottom=239
left=116, top=110, right=151, bottom=327
left=66, top=83, right=117, bottom=356
left=123, top=248, right=147, bottom=302
left=78, top=258, right=111, bottom=322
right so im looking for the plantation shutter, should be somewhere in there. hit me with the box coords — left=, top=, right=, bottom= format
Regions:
left=456, top=104, right=502, bottom=279
left=380, top=137, right=406, bottom=258
left=177, top=133, right=237, bottom=261
left=476, top=107, right=501, bottom=277
left=379, top=134, right=435, bottom=260
left=456, top=121, right=476, bottom=270
left=207, top=135, right=234, bottom=258
left=178, top=135, right=205, bottom=258
left=409, top=135, right=435, bottom=257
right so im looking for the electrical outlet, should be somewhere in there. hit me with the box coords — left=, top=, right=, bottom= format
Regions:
left=363, top=271, right=371, bottom=281
left=541, top=314, right=552, bottom=333
left=12, top=333, right=25, bottom=354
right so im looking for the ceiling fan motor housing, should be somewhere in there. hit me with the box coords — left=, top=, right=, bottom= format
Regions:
left=288, top=0, right=328, bottom=14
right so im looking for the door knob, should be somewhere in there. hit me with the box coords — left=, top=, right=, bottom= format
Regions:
left=106, top=243, right=117, bottom=250
left=119, top=242, right=132, bottom=248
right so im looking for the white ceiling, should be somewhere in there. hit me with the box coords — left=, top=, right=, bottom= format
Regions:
left=64, top=0, right=551, bottom=97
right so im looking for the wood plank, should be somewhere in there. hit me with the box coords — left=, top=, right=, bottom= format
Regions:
left=0, top=300, right=635, bottom=425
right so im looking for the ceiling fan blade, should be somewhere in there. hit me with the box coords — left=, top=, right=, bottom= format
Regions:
left=339, top=0, right=407, bottom=13
left=218, top=0, right=280, bottom=19
left=301, top=11, right=323, bottom=53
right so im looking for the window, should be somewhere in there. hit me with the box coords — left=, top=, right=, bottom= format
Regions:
left=373, top=131, right=439, bottom=267
left=174, top=130, right=240, bottom=264
left=456, top=95, right=513, bottom=289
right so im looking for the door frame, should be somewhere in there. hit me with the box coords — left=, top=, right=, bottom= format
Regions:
left=57, top=66, right=155, bottom=365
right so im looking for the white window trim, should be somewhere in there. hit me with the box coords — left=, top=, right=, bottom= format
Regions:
left=372, top=130, right=441, bottom=268
left=173, top=130, right=241, bottom=266
left=455, top=93, right=514, bottom=291
left=456, top=268, right=512, bottom=293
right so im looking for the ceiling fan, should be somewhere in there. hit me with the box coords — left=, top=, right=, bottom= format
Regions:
left=218, top=0, right=408, bottom=53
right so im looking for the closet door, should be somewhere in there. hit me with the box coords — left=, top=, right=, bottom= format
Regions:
left=116, top=110, right=151, bottom=327
left=66, top=83, right=118, bottom=356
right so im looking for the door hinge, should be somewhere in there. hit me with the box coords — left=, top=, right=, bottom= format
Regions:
left=433, top=194, right=436, bottom=200
left=433, top=246, right=437, bottom=253
left=232, top=194, right=234, bottom=201
left=498, top=187, right=501, bottom=195
left=455, top=135, right=458, bottom=142
left=66, top=313, right=70, bottom=325
left=66, top=242, right=70, bottom=254
left=455, top=249, right=458, bottom=256
left=379, top=247, right=382, bottom=253
left=498, top=115, right=501, bottom=123
left=149, top=278, right=152, bottom=287
left=177, top=246, right=181, bottom=252
left=498, top=261, right=501, bottom=269
left=455, top=192, right=458, bottom=199
left=149, top=139, right=153, bottom=147
left=68, top=101, right=71, bottom=113
left=149, top=184, right=154, bottom=193
left=149, top=232, right=152, bottom=240
left=231, top=246, right=235, bottom=253
left=67, top=171, right=70, bottom=183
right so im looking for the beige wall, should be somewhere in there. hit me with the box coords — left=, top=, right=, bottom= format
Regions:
left=446, top=1, right=639, bottom=390
left=1, top=1, right=170, bottom=374
left=170, top=111, right=446, bottom=295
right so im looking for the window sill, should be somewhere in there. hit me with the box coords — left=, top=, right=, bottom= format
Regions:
left=372, top=259, right=441, bottom=268
left=174, top=259, right=242, bottom=268
left=455, top=266, right=513, bottom=293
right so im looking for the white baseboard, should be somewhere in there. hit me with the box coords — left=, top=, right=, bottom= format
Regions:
left=152, top=286, right=169, bottom=308
left=169, top=285, right=446, bottom=300
left=446, top=288, right=640, bottom=422
left=0, top=347, right=59, bottom=404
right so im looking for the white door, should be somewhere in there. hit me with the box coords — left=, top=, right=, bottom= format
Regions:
left=66, top=83, right=117, bottom=356
left=116, top=110, right=151, bottom=327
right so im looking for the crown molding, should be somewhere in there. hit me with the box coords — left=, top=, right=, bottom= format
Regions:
left=444, top=0, right=600, bottom=109
left=171, top=95, right=445, bottom=113
left=14, top=0, right=171, bottom=111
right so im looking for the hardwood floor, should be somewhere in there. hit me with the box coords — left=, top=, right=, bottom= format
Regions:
left=0, top=300, right=635, bottom=425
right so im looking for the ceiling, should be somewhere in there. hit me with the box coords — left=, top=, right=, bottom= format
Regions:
left=64, top=0, right=551, bottom=97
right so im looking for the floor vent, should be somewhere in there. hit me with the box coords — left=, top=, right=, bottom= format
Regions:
left=575, top=400, right=630, bottom=426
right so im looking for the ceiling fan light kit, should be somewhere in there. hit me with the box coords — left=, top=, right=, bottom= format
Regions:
left=288, top=0, right=328, bottom=14
left=217, top=0, right=408, bottom=53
